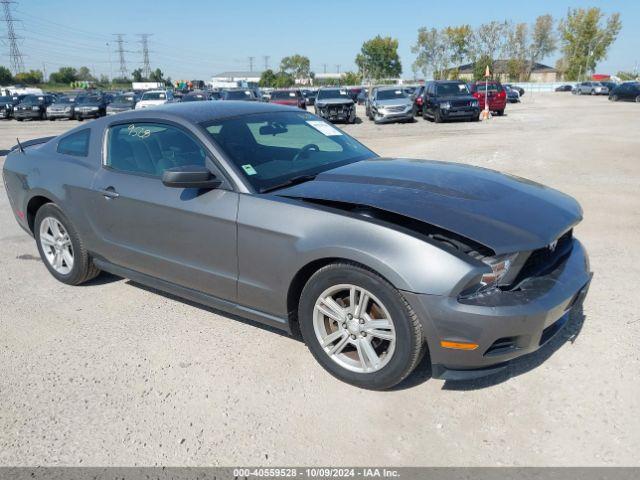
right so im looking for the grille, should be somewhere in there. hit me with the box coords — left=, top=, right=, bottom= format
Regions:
left=452, top=100, right=471, bottom=108
left=386, top=105, right=406, bottom=112
left=512, top=230, right=573, bottom=285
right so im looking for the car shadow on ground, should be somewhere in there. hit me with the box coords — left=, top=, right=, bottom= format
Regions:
left=393, top=303, right=586, bottom=392
left=125, top=279, right=295, bottom=339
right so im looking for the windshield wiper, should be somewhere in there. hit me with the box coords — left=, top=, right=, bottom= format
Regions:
left=259, top=174, right=317, bottom=193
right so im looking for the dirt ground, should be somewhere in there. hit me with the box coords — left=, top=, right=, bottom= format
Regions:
left=1, top=93, right=639, bottom=466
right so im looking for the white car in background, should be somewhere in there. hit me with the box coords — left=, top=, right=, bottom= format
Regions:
left=135, top=90, right=174, bottom=109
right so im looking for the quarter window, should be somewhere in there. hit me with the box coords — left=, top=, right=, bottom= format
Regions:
left=57, top=129, right=90, bottom=157
left=106, top=123, right=206, bottom=176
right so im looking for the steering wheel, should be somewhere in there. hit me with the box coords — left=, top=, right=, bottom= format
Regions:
left=292, top=143, right=320, bottom=162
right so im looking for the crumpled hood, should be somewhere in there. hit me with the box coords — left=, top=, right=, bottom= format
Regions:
left=276, top=158, right=582, bottom=254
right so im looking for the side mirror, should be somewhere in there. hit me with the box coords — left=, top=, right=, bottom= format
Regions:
left=162, top=165, right=221, bottom=189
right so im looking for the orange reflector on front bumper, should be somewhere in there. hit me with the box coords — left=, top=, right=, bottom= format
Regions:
left=440, top=340, right=479, bottom=351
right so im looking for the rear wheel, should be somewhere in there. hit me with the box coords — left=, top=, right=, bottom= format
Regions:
left=636, top=95, right=640, bottom=103
left=434, top=110, right=443, bottom=123
left=496, top=109, right=505, bottom=116
left=34, top=203, right=101, bottom=285
left=299, top=263, right=424, bottom=390
left=590, top=89, right=596, bottom=95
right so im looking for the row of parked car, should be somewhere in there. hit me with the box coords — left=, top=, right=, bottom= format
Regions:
left=1, top=80, right=527, bottom=125
left=555, top=80, right=640, bottom=102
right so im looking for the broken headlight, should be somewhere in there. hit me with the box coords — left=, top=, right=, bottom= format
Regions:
left=479, top=253, right=518, bottom=287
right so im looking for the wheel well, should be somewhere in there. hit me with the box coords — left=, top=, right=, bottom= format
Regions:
left=286, top=257, right=390, bottom=333
left=26, top=196, right=53, bottom=233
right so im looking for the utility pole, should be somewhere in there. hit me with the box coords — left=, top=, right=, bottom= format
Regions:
left=248, top=56, right=255, bottom=72
left=263, top=55, right=270, bottom=71
left=106, top=42, right=113, bottom=82
left=336, top=64, right=341, bottom=74
left=1, top=0, right=25, bottom=75
left=113, top=34, right=128, bottom=79
left=42, top=62, right=46, bottom=81
left=138, top=33, right=152, bottom=79
left=323, top=63, right=327, bottom=74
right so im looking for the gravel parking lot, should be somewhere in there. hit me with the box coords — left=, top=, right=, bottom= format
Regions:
left=1, top=93, right=639, bottom=466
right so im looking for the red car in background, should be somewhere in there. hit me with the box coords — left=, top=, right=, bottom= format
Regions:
left=269, top=89, right=306, bottom=109
left=468, top=81, right=507, bottom=116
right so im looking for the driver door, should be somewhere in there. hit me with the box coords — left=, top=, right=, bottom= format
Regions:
left=87, top=121, right=239, bottom=301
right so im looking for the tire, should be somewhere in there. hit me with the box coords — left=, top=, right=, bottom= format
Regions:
left=471, top=114, right=480, bottom=122
left=16, top=118, right=23, bottom=121
left=577, top=89, right=582, bottom=95
left=298, top=262, right=424, bottom=390
left=34, top=203, right=101, bottom=286
left=590, top=90, right=596, bottom=95
left=636, top=96, right=640, bottom=103
left=609, top=95, right=617, bottom=102
left=434, top=110, right=443, bottom=123
left=496, top=109, right=504, bottom=116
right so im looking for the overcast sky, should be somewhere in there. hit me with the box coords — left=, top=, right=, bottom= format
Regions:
left=6, top=0, right=639, bottom=80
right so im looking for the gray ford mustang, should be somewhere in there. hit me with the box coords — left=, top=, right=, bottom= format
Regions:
left=2, top=101, right=592, bottom=389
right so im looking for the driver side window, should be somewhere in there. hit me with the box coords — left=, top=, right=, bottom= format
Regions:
left=106, top=123, right=206, bottom=176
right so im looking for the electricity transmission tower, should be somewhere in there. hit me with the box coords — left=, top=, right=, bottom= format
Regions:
left=113, top=34, right=128, bottom=79
left=263, top=55, right=270, bottom=70
left=138, top=33, right=152, bottom=78
left=1, top=0, right=24, bottom=74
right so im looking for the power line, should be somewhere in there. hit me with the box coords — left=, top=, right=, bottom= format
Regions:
left=2, top=0, right=25, bottom=74
left=113, top=33, right=127, bottom=78
left=138, top=33, right=152, bottom=78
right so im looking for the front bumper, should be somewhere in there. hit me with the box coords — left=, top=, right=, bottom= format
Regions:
left=0, top=109, right=12, bottom=118
left=75, top=109, right=102, bottom=119
left=13, top=110, right=43, bottom=119
left=404, top=239, right=592, bottom=380
left=373, top=108, right=414, bottom=123
left=317, top=107, right=355, bottom=122
left=47, top=110, right=74, bottom=119
left=440, top=107, right=480, bottom=120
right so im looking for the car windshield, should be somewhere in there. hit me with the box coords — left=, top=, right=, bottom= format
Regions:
left=56, top=97, right=75, bottom=104
left=271, top=91, right=298, bottom=100
left=377, top=89, right=407, bottom=100
left=141, top=92, right=166, bottom=100
left=317, top=89, right=350, bottom=100
left=21, top=95, right=44, bottom=105
left=113, top=95, right=135, bottom=104
left=436, top=83, right=470, bottom=96
left=0, top=96, right=11, bottom=103
left=203, top=111, right=375, bottom=192
left=225, top=90, right=253, bottom=100
left=77, top=96, right=100, bottom=104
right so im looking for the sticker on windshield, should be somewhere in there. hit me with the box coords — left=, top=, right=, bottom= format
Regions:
left=242, top=164, right=257, bottom=175
left=307, top=120, right=342, bottom=136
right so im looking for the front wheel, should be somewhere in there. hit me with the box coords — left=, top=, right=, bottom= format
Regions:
left=299, top=263, right=424, bottom=390
left=34, top=203, right=101, bottom=285
left=496, top=109, right=504, bottom=116
left=433, top=110, right=443, bottom=123
left=636, top=96, right=640, bottom=103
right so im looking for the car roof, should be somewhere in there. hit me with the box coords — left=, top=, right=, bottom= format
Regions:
left=114, top=100, right=295, bottom=123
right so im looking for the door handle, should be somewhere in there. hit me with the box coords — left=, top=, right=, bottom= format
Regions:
left=98, top=187, right=119, bottom=199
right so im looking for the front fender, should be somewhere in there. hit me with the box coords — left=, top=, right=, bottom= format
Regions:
left=237, top=195, right=478, bottom=318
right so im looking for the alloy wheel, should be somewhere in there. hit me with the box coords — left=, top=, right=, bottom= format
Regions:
left=39, top=217, right=74, bottom=275
left=313, top=284, right=396, bottom=374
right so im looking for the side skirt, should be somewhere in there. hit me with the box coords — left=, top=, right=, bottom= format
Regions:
left=93, top=258, right=290, bottom=333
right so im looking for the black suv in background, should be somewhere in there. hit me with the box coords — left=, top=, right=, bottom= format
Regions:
left=0, top=94, right=25, bottom=119
left=609, top=82, right=640, bottom=102
left=74, top=94, right=108, bottom=120
left=13, top=94, right=54, bottom=121
left=420, top=81, right=480, bottom=123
